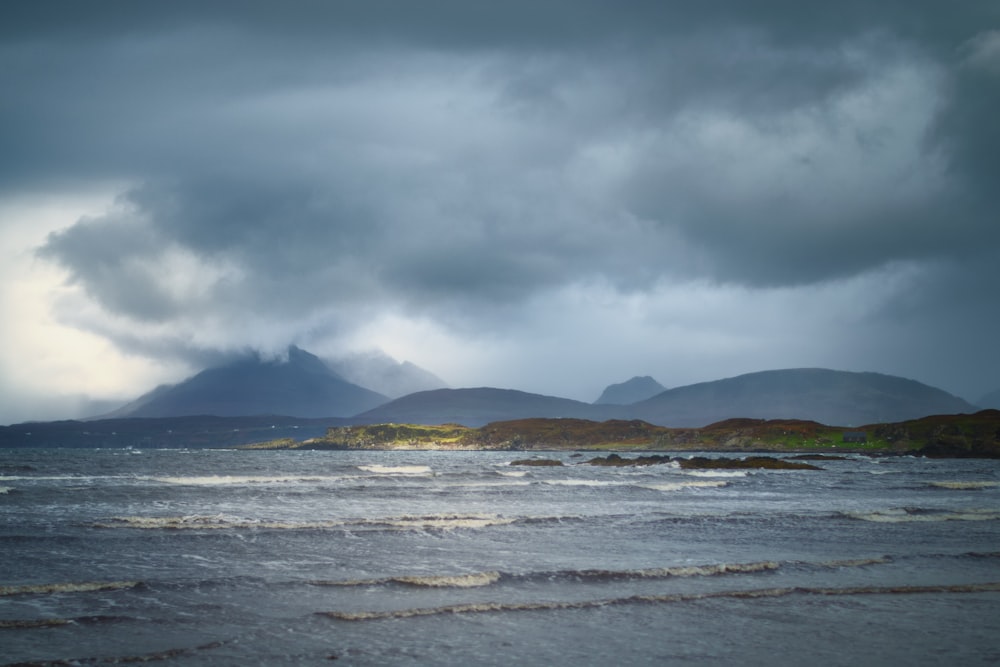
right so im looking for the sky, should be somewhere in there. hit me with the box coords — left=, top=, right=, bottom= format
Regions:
left=2, top=1, right=999, bottom=424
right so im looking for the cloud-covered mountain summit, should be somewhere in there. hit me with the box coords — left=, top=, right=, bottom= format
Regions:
left=104, top=347, right=387, bottom=419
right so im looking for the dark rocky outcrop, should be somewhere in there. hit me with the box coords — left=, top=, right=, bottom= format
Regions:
left=585, top=454, right=673, bottom=467
left=675, top=456, right=822, bottom=470
left=583, top=454, right=822, bottom=470
left=509, top=459, right=563, bottom=466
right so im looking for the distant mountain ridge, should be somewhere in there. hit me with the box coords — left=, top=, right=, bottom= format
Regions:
left=625, top=368, right=977, bottom=427
left=352, top=369, right=977, bottom=428
left=103, top=346, right=387, bottom=419
left=979, top=388, right=1000, bottom=410
left=352, top=387, right=622, bottom=428
left=594, top=376, right=665, bottom=405
left=90, top=351, right=979, bottom=430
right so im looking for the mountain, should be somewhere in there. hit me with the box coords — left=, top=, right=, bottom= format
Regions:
left=352, top=369, right=975, bottom=429
left=104, top=346, right=388, bottom=419
left=351, top=387, right=621, bottom=428
left=978, top=388, right=1000, bottom=409
left=325, top=350, right=448, bottom=398
left=594, top=376, right=666, bottom=405
left=626, top=368, right=978, bottom=427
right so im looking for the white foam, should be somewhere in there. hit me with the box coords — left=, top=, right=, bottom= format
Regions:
left=0, top=486, right=12, bottom=494
left=929, top=481, right=1000, bottom=490
left=321, top=581, right=1000, bottom=622
left=0, top=580, right=140, bottom=596
left=846, top=508, right=1000, bottom=523
left=315, top=571, right=502, bottom=588
left=150, top=475, right=333, bottom=486
left=682, top=470, right=748, bottom=478
left=497, top=470, right=528, bottom=478
left=366, top=514, right=517, bottom=530
left=541, top=479, right=625, bottom=487
left=93, top=515, right=345, bottom=530
left=640, top=480, right=728, bottom=491
left=393, top=572, right=502, bottom=587
left=357, top=465, right=432, bottom=475
left=445, top=480, right=532, bottom=488
left=818, top=556, right=892, bottom=568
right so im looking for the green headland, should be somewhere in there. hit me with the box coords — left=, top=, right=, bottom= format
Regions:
left=243, top=409, right=1000, bottom=457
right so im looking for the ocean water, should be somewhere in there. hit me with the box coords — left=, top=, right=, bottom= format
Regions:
left=1, top=448, right=999, bottom=666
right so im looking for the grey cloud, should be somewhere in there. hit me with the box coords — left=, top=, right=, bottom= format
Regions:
left=39, top=212, right=179, bottom=321
left=5, top=1, right=998, bottom=397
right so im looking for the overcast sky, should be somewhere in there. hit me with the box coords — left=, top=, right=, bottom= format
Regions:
left=2, top=1, right=998, bottom=423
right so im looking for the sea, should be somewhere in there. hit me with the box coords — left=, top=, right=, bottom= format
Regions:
left=1, top=447, right=999, bottom=666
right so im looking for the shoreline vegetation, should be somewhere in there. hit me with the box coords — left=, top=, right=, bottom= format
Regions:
left=242, top=410, right=1000, bottom=458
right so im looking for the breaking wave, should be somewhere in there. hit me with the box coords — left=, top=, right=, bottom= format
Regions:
left=310, top=560, right=784, bottom=591
left=312, top=571, right=503, bottom=589
left=844, top=508, right=1000, bottom=522
left=356, top=465, right=432, bottom=475
left=91, top=515, right=344, bottom=530
left=359, top=514, right=517, bottom=530
left=929, top=481, right=1000, bottom=490
left=814, top=556, right=892, bottom=568
left=556, top=560, right=780, bottom=581
left=0, top=580, right=141, bottom=596
left=639, top=481, right=728, bottom=491
left=90, top=513, right=519, bottom=531
left=320, top=581, right=1000, bottom=621
left=541, top=479, right=626, bottom=487
left=150, top=475, right=337, bottom=486
left=682, top=470, right=748, bottom=478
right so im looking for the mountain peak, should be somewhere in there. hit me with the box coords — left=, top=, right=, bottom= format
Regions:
left=104, top=346, right=387, bottom=419
left=594, top=376, right=666, bottom=405
left=324, top=349, right=448, bottom=398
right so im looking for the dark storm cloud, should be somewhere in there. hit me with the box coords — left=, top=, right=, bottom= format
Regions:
left=4, top=1, right=998, bottom=378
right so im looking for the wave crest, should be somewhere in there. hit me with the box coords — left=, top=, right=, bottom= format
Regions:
left=640, top=481, right=728, bottom=491
left=357, top=465, right=432, bottom=475
left=0, top=580, right=140, bottom=597
left=314, top=571, right=502, bottom=589
left=845, top=508, right=1000, bottom=523
left=929, top=481, right=1000, bottom=490
left=320, top=581, right=1000, bottom=622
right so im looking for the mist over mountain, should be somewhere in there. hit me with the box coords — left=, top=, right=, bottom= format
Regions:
left=102, top=346, right=387, bottom=419
left=83, top=348, right=981, bottom=431
left=594, top=376, right=666, bottom=405
left=979, top=388, right=1000, bottom=410
left=324, top=350, right=448, bottom=398
left=626, top=368, right=978, bottom=428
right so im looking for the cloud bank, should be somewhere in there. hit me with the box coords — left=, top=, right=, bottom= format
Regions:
left=1, top=1, right=998, bottom=422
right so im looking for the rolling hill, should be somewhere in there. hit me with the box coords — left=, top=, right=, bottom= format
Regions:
left=351, top=387, right=621, bottom=427
left=626, top=368, right=977, bottom=427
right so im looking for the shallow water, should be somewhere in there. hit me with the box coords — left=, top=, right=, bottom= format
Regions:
left=1, top=448, right=999, bottom=665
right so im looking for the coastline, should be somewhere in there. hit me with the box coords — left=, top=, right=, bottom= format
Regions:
left=242, top=410, right=1000, bottom=458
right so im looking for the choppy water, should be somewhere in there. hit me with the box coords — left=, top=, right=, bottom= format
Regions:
left=1, top=448, right=999, bottom=665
